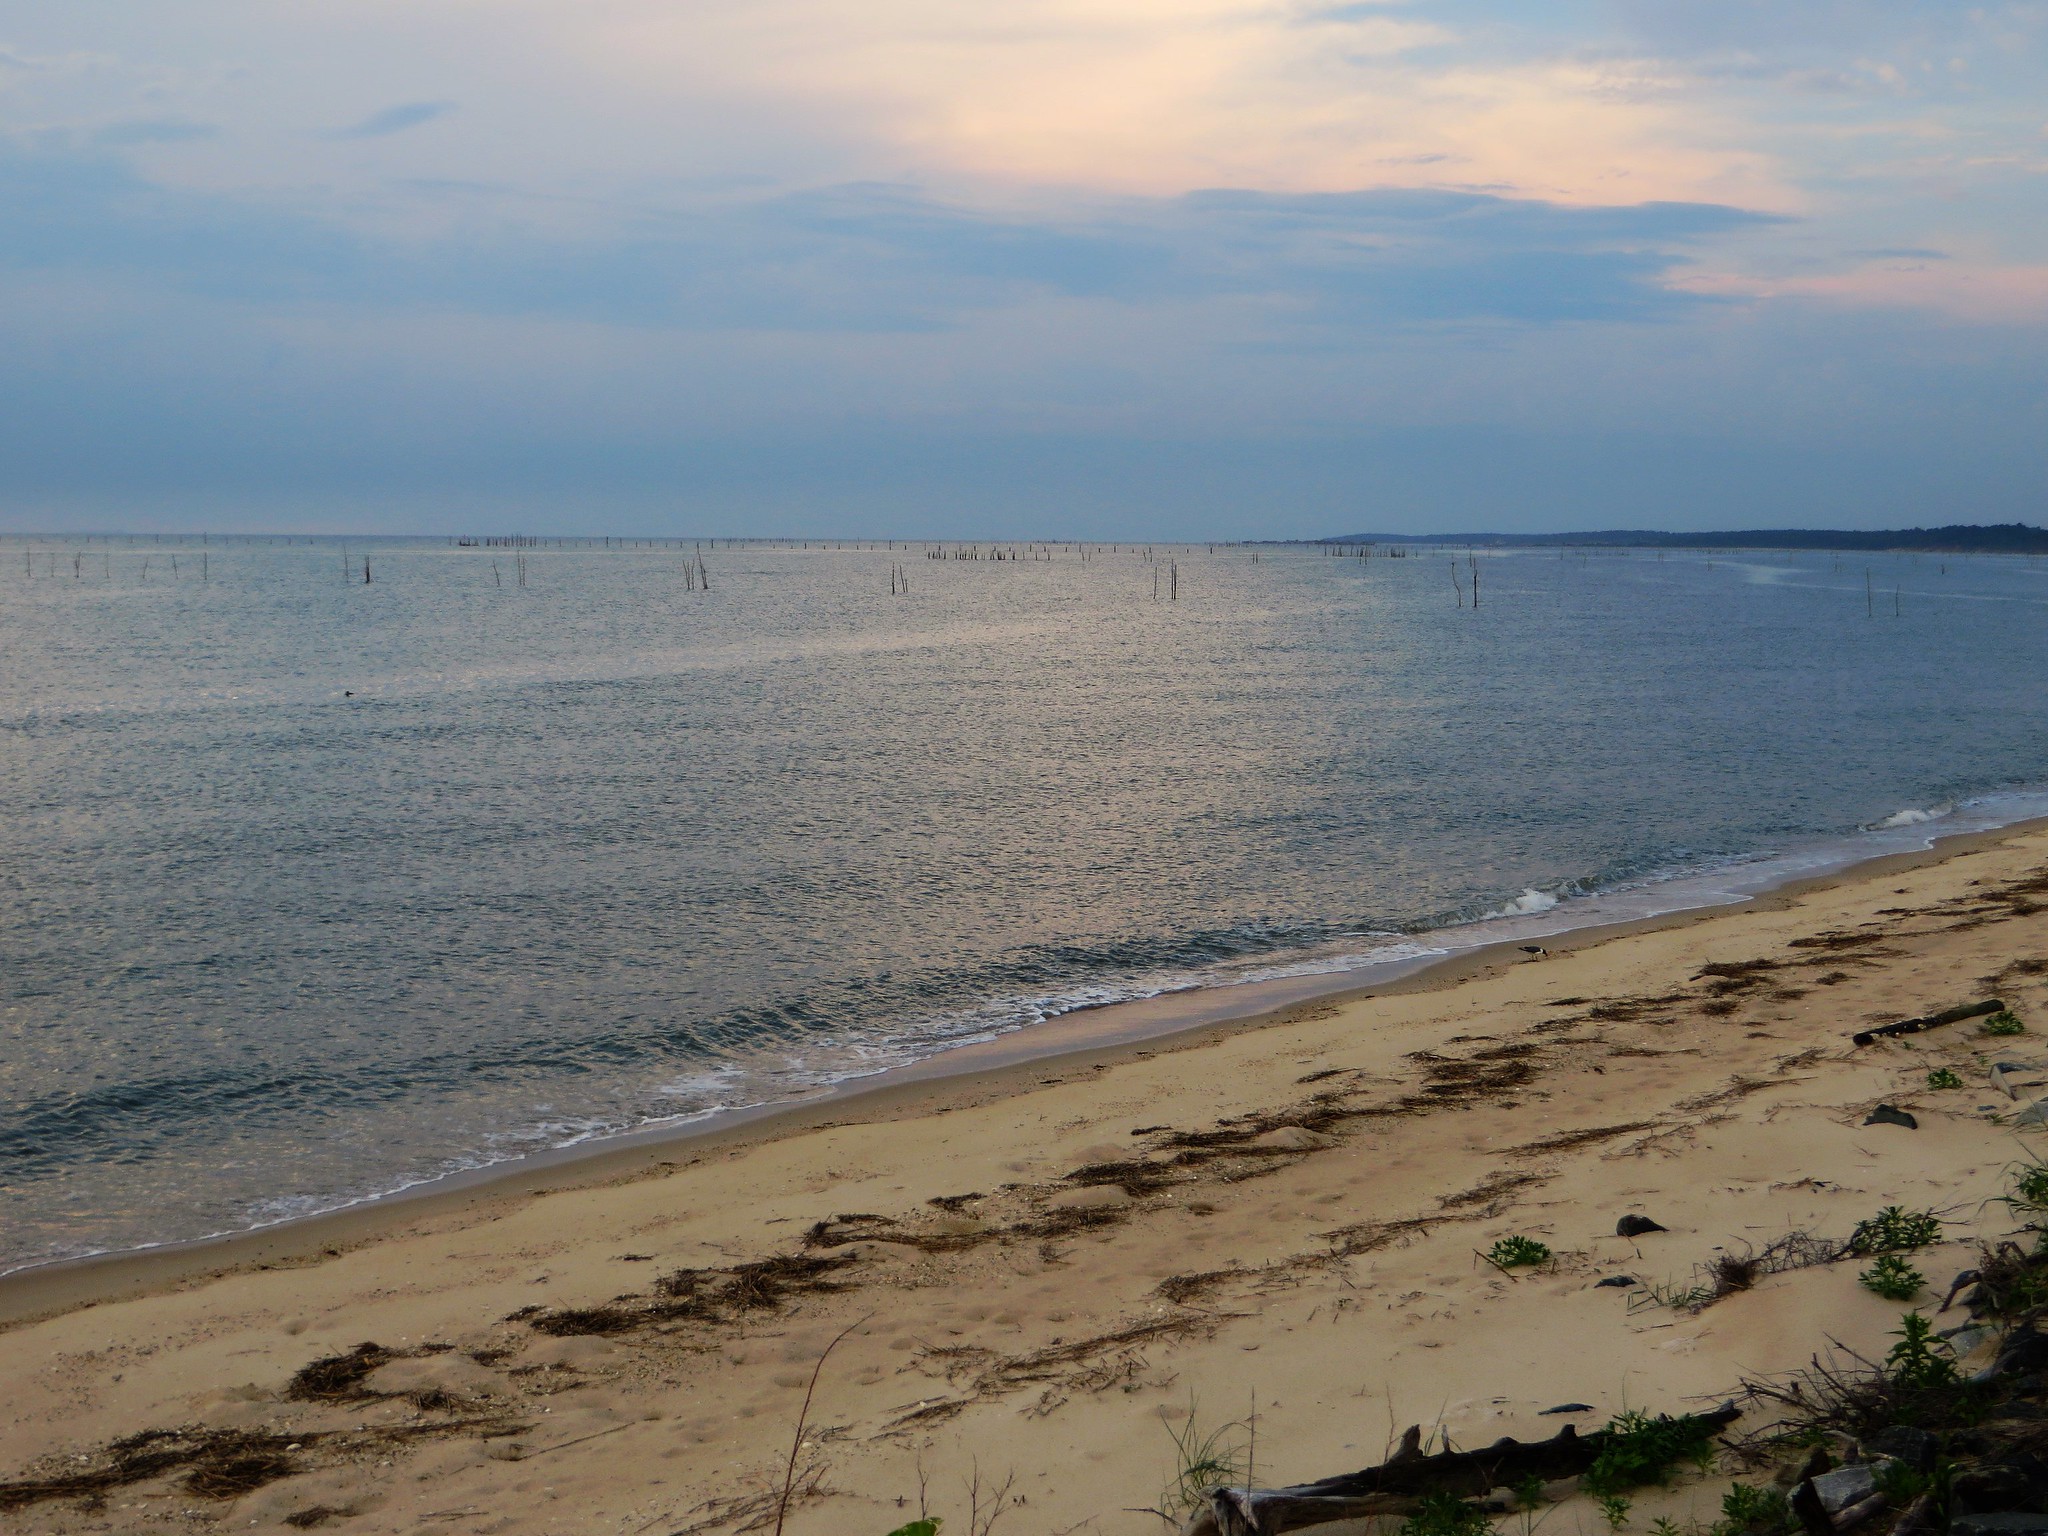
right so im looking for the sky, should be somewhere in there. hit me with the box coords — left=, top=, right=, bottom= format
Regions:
left=1, top=0, right=2045, bottom=536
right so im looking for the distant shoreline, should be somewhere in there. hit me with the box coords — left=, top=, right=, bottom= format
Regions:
left=1296, top=522, right=2048, bottom=554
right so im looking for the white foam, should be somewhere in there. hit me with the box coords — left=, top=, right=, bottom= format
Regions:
left=1484, top=888, right=1560, bottom=919
left=1869, top=803, right=1954, bottom=830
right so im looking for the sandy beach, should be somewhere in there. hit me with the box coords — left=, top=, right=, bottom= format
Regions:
left=10, top=821, right=2048, bottom=1536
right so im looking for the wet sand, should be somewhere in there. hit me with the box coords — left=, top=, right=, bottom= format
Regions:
left=7, top=818, right=2048, bottom=1536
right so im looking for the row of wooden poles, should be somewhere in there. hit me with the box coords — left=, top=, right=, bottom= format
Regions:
left=0, top=537, right=1931, bottom=617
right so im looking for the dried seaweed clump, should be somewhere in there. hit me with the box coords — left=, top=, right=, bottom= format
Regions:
left=522, top=1252, right=859, bottom=1337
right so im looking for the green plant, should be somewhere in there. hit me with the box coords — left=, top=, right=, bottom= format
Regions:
left=1487, top=1235, right=1553, bottom=1269
left=1984, top=1010, right=2027, bottom=1037
left=1399, top=1491, right=1496, bottom=1536
left=1860, top=1252, right=1926, bottom=1301
left=1649, top=1520, right=1682, bottom=1536
left=1629, top=1277, right=1716, bottom=1313
left=1926, top=1067, right=1963, bottom=1090
left=1596, top=1493, right=1632, bottom=1531
left=887, top=1525, right=941, bottom=1536
left=1583, top=1411, right=1717, bottom=1496
left=1847, top=1206, right=1943, bottom=1255
left=1873, top=1460, right=1927, bottom=1505
left=1886, top=1311, right=1959, bottom=1391
left=1159, top=1402, right=1246, bottom=1519
left=2006, top=1161, right=2048, bottom=1219
left=1716, top=1483, right=1790, bottom=1535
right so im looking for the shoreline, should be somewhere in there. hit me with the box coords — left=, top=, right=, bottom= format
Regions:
left=10, top=807, right=2048, bottom=1534
left=7, top=804, right=2045, bottom=1331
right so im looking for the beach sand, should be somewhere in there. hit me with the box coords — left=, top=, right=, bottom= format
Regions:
left=10, top=823, right=2048, bottom=1536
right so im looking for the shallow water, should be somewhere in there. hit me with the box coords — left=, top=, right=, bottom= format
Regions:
left=3, top=538, right=2046, bottom=1270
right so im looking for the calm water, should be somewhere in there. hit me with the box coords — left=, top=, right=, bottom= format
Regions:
left=4, top=538, right=2048, bottom=1271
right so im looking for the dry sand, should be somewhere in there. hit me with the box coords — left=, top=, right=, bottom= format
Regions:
left=10, top=824, right=2048, bottom=1536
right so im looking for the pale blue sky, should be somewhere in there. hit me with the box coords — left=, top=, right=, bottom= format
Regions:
left=1, top=0, right=2043, bottom=535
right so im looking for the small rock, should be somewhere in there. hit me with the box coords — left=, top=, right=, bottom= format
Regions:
left=1865, top=1104, right=1919, bottom=1129
left=1811, top=1464, right=1878, bottom=1514
left=2015, top=1102, right=2048, bottom=1128
left=1594, top=1275, right=1636, bottom=1288
left=1539, top=1403, right=1596, bottom=1415
left=1864, top=1426, right=1938, bottom=1474
left=1251, top=1126, right=1336, bottom=1152
left=1616, top=1215, right=1667, bottom=1238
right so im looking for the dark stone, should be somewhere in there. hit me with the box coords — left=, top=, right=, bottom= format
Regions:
left=1594, top=1275, right=1636, bottom=1288
left=1865, top=1425, right=1939, bottom=1474
left=1790, top=1478, right=1833, bottom=1536
left=1616, top=1215, right=1667, bottom=1237
left=1952, top=1516, right=2048, bottom=1536
left=1997, top=1325, right=2048, bottom=1379
left=1811, top=1466, right=1878, bottom=1514
left=1539, top=1403, right=1596, bottom=1415
left=1865, top=1104, right=1920, bottom=1129
left=1950, top=1464, right=2044, bottom=1517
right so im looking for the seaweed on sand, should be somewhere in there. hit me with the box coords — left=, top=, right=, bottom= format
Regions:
left=523, top=1252, right=860, bottom=1337
left=286, top=1342, right=395, bottom=1401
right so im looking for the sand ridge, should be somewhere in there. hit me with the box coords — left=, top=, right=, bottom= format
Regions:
left=9, top=828, right=2048, bottom=1535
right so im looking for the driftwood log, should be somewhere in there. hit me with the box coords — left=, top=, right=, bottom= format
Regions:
left=1182, top=1405, right=1741, bottom=1536
left=1851, top=999, right=2003, bottom=1047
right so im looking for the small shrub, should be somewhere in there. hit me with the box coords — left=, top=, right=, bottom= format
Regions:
left=1487, top=1236, right=1552, bottom=1270
left=887, top=1524, right=941, bottom=1536
left=1583, top=1410, right=1717, bottom=1496
left=1399, top=1491, right=1495, bottom=1536
left=1886, top=1311, right=1958, bottom=1391
left=1717, top=1482, right=1791, bottom=1535
left=1969, top=1238, right=2048, bottom=1315
left=1873, top=1460, right=1928, bottom=1505
left=1860, top=1252, right=1925, bottom=1301
left=2007, top=1161, right=2048, bottom=1219
left=1847, top=1206, right=1942, bottom=1255
left=1926, top=1067, right=1963, bottom=1090
left=1159, top=1401, right=1246, bottom=1519
left=1596, top=1494, right=1632, bottom=1532
left=1983, top=1010, right=2027, bottom=1037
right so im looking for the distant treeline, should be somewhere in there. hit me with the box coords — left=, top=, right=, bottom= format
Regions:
left=1311, top=523, right=2048, bottom=554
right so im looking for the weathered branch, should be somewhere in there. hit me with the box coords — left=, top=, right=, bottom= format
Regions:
left=1182, top=1405, right=1740, bottom=1536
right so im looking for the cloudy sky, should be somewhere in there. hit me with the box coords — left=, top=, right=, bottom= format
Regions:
left=2, top=0, right=2044, bottom=535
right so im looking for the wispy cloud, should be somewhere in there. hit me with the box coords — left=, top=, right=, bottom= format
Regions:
left=0, top=139, right=1777, bottom=332
left=327, top=101, right=456, bottom=140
